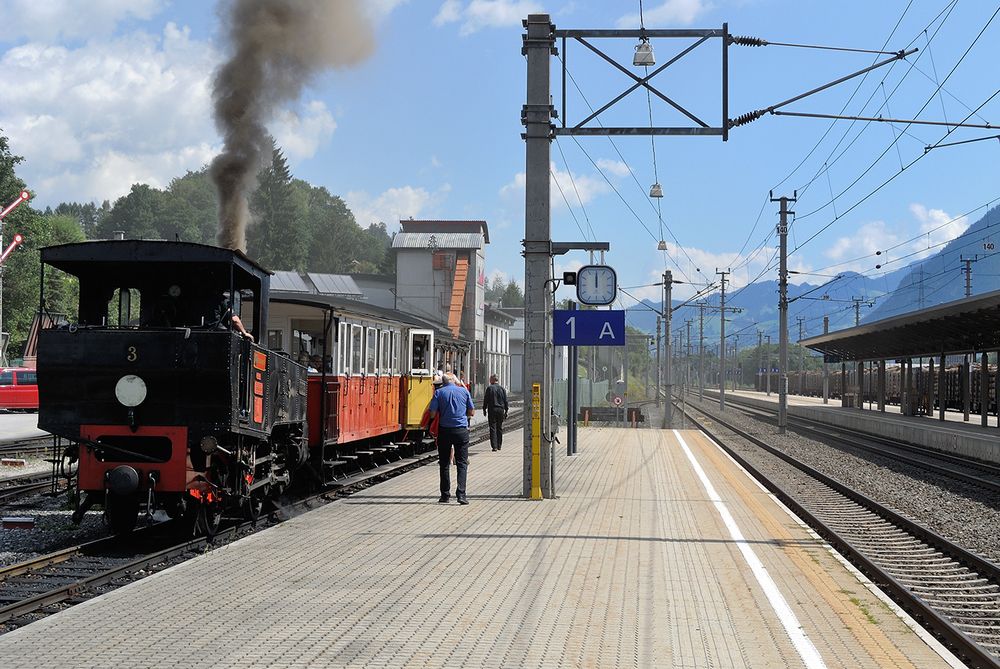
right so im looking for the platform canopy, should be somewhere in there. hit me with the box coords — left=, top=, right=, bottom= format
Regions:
left=801, top=289, right=1000, bottom=361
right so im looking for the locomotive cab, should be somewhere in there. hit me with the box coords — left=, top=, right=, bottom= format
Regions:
left=37, top=241, right=307, bottom=534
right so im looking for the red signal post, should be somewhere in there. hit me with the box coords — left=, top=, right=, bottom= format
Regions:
left=0, top=233, right=24, bottom=265
left=0, top=190, right=30, bottom=220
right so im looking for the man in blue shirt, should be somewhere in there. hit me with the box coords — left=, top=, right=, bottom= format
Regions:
left=428, top=373, right=475, bottom=504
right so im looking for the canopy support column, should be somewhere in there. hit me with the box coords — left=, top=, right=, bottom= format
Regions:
left=963, top=354, right=970, bottom=422
left=981, top=351, right=989, bottom=427
left=928, top=356, right=935, bottom=417
left=939, top=353, right=946, bottom=421
left=877, top=359, right=886, bottom=412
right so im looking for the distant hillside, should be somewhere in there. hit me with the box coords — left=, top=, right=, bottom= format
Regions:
left=626, top=204, right=1000, bottom=343
left=867, top=204, right=1000, bottom=321
left=626, top=269, right=906, bottom=344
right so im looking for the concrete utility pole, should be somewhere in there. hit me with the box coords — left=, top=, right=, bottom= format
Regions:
left=757, top=330, right=764, bottom=392
left=655, top=316, right=662, bottom=408
left=685, top=319, right=693, bottom=389
left=716, top=269, right=730, bottom=410
left=797, top=316, right=805, bottom=394
left=765, top=335, right=772, bottom=395
left=698, top=302, right=706, bottom=400
left=771, top=192, right=795, bottom=435
left=851, top=297, right=868, bottom=326
left=663, top=271, right=673, bottom=427
left=522, top=14, right=556, bottom=498
left=822, top=316, right=830, bottom=404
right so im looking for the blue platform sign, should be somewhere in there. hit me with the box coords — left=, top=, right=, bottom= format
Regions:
left=553, top=309, right=625, bottom=346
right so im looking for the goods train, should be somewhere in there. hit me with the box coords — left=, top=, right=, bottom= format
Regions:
left=37, top=240, right=458, bottom=534
left=756, top=363, right=998, bottom=415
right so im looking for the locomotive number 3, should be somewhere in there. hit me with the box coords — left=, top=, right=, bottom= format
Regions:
left=127, top=346, right=138, bottom=362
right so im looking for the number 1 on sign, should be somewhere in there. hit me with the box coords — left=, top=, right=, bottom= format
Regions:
left=565, top=315, right=575, bottom=340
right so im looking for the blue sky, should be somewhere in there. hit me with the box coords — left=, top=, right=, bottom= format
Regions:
left=1, top=0, right=997, bottom=306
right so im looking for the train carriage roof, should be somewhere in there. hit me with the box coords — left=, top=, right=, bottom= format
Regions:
left=270, top=291, right=469, bottom=345
left=801, top=288, right=1000, bottom=361
left=41, top=240, right=271, bottom=280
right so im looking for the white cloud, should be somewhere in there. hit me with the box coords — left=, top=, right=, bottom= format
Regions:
left=596, top=158, right=630, bottom=178
left=0, top=0, right=162, bottom=43
left=365, top=0, right=410, bottom=22
left=434, top=0, right=543, bottom=36
left=823, top=204, right=969, bottom=273
left=345, top=184, right=451, bottom=228
left=616, top=0, right=712, bottom=28
left=910, top=203, right=969, bottom=251
left=500, top=162, right=610, bottom=209
left=0, top=23, right=220, bottom=204
left=271, top=101, right=338, bottom=162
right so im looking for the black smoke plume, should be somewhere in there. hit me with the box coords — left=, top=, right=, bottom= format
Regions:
left=210, top=0, right=373, bottom=251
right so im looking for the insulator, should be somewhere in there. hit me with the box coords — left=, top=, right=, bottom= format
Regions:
left=731, top=35, right=767, bottom=47
left=730, top=110, right=765, bottom=128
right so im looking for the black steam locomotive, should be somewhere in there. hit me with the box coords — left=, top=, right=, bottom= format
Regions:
left=38, top=241, right=308, bottom=534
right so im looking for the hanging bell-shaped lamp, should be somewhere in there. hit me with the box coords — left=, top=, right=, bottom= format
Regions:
left=657, top=240, right=668, bottom=251
left=633, top=38, right=655, bottom=66
left=649, top=182, right=663, bottom=198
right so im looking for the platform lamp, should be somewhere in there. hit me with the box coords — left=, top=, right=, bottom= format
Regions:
left=633, top=36, right=655, bottom=66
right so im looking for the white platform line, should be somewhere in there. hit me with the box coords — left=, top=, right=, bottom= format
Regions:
left=673, top=429, right=827, bottom=669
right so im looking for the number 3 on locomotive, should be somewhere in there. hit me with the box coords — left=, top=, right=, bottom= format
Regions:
left=127, top=346, right=138, bottom=362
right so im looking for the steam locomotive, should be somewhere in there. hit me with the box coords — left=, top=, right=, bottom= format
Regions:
left=37, top=240, right=450, bottom=534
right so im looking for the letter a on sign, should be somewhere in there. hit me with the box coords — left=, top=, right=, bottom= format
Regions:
left=599, top=322, right=616, bottom=340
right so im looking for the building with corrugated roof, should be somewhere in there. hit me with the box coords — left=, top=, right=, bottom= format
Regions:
left=392, top=220, right=490, bottom=392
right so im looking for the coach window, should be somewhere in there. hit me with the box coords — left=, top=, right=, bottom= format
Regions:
left=366, top=327, right=378, bottom=375
left=351, top=324, right=363, bottom=375
left=338, top=323, right=348, bottom=375
left=391, top=332, right=400, bottom=374
left=380, top=331, right=391, bottom=375
left=408, top=330, right=433, bottom=375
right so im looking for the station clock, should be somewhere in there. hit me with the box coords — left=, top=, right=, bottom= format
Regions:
left=575, top=264, right=617, bottom=306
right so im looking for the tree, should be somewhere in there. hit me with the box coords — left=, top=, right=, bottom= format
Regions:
left=500, top=279, right=524, bottom=307
left=94, top=184, right=170, bottom=240
left=246, top=145, right=308, bottom=271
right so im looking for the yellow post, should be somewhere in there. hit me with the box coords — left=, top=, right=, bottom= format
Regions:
left=531, top=383, right=542, bottom=500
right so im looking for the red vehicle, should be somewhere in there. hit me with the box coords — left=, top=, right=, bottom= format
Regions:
left=0, top=367, right=39, bottom=411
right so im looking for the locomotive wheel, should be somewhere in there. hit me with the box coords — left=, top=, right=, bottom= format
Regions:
left=196, top=503, right=223, bottom=538
left=105, top=493, right=140, bottom=535
left=243, top=494, right=264, bottom=523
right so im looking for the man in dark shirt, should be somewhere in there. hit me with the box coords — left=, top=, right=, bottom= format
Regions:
left=483, top=374, right=509, bottom=452
left=428, top=373, right=475, bottom=505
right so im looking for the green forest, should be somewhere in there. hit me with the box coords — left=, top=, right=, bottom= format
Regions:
left=0, top=133, right=394, bottom=360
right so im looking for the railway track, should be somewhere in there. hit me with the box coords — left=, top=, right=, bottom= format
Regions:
left=680, top=400, right=1000, bottom=668
left=0, top=476, right=57, bottom=506
left=0, top=436, right=53, bottom=460
left=0, top=412, right=523, bottom=633
left=723, top=397, right=1000, bottom=496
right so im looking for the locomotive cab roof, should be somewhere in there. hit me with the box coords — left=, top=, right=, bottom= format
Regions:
left=41, top=240, right=271, bottom=283
left=41, top=240, right=273, bottom=332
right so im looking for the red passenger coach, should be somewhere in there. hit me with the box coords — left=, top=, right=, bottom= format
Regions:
left=270, top=293, right=463, bottom=481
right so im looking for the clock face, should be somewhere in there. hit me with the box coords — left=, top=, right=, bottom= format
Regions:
left=576, top=265, right=617, bottom=305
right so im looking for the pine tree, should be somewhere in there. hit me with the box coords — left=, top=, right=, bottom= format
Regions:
left=247, top=144, right=308, bottom=271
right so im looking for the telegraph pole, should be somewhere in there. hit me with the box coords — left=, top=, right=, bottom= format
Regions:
left=663, top=271, right=673, bottom=427
left=822, top=316, right=830, bottom=404
left=716, top=269, right=730, bottom=410
left=771, top=192, right=794, bottom=434
left=698, top=302, right=706, bottom=400
left=655, top=316, right=662, bottom=407
left=765, top=335, right=772, bottom=395
left=961, top=255, right=978, bottom=298
left=757, top=330, right=764, bottom=392
left=797, top=316, right=805, bottom=395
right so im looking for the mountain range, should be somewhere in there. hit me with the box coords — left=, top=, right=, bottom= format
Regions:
left=628, top=204, right=1000, bottom=348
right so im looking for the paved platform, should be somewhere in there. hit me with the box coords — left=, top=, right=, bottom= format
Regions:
left=710, top=389, right=1000, bottom=465
left=0, top=428, right=957, bottom=668
left=0, top=413, right=45, bottom=444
